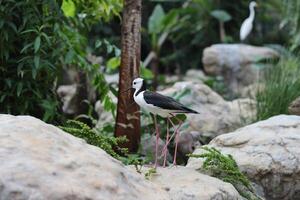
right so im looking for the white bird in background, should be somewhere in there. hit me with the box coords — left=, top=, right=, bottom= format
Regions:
left=240, top=1, right=257, bottom=41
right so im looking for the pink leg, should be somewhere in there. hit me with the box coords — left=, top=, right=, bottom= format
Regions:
left=161, top=117, right=182, bottom=155
left=170, top=114, right=183, bottom=165
left=163, top=118, right=169, bottom=167
left=159, top=115, right=183, bottom=166
left=154, top=115, right=159, bottom=168
left=173, top=127, right=180, bottom=165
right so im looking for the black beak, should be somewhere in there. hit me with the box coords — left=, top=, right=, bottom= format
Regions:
left=120, top=87, right=133, bottom=94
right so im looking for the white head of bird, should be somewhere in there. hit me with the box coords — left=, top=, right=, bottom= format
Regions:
left=240, top=1, right=257, bottom=41
left=132, top=78, right=144, bottom=90
left=250, top=1, right=257, bottom=8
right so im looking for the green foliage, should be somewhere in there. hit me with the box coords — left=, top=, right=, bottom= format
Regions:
left=61, top=0, right=123, bottom=23
left=283, top=0, right=300, bottom=52
left=189, top=147, right=261, bottom=200
left=144, top=168, right=157, bottom=180
left=210, top=10, right=232, bottom=22
left=119, top=154, right=146, bottom=173
left=60, top=120, right=127, bottom=159
left=148, top=4, right=166, bottom=34
left=60, top=120, right=149, bottom=169
left=0, top=0, right=66, bottom=122
left=0, top=0, right=122, bottom=123
left=93, top=73, right=117, bottom=117
left=141, top=66, right=155, bottom=80
left=256, top=56, right=300, bottom=121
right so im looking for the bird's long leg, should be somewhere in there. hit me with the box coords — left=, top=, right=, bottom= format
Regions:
left=160, top=116, right=183, bottom=165
left=170, top=114, right=183, bottom=166
left=153, top=114, right=159, bottom=168
left=163, top=118, right=169, bottom=167
left=160, top=117, right=182, bottom=157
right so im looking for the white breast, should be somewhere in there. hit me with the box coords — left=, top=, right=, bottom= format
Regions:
left=134, top=91, right=171, bottom=117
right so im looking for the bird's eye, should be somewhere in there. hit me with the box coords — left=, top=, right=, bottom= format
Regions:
left=133, top=82, right=136, bottom=85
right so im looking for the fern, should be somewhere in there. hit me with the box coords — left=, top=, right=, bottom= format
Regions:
left=60, top=120, right=127, bottom=160
left=60, top=120, right=150, bottom=171
left=189, top=147, right=262, bottom=200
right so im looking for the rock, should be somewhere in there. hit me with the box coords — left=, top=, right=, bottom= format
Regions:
left=86, top=53, right=103, bottom=65
left=187, top=115, right=300, bottom=200
left=160, top=81, right=256, bottom=139
left=183, top=69, right=208, bottom=83
left=176, top=132, right=201, bottom=163
left=148, top=166, right=243, bottom=200
left=57, top=69, right=96, bottom=116
left=57, top=84, right=78, bottom=115
left=0, top=115, right=169, bottom=200
left=288, top=96, right=300, bottom=115
left=140, top=134, right=172, bottom=166
left=105, top=73, right=119, bottom=84
left=202, top=44, right=279, bottom=95
left=95, top=99, right=116, bottom=127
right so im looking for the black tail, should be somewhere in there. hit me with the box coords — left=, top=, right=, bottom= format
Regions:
left=180, top=106, right=199, bottom=114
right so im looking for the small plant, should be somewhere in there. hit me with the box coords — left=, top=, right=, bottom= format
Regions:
left=256, top=56, right=300, bottom=121
left=60, top=120, right=127, bottom=160
left=119, top=154, right=146, bottom=173
left=145, top=168, right=157, bottom=180
left=189, top=147, right=262, bottom=200
left=60, top=120, right=149, bottom=170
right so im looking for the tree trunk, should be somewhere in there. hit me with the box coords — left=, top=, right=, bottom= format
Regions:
left=219, top=22, right=226, bottom=43
left=114, top=0, right=141, bottom=152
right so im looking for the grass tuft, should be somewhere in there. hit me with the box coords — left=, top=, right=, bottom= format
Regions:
left=256, top=56, right=300, bottom=121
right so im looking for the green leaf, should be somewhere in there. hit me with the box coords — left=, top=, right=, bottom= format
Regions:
left=210, top=10, right=232, bottom=22
left=148, top=4, right=165, bottom=34
left=95, top=40, right=102, bottom=48
left=162, top=10, right=178, bottom=31
left=5, top=79, right=12, bottom=88
left=107, top=57, right=120, bottom=70
left=17, top=83, right=23, bottom=97
left=0, top=19, right=4, bottom=29
left=20, top=43, right=33, bottom=54
left=34, top=36, right=41, bottom=53
left=34, top=55, right=40, bottom=69
left=61, top=0, right=76, bottom=17
left=65, top=50, right=74, bottom=63
left=141, top=66, right=154, bottom=79
left=170, top=114, right=186, bottom=125
left=0, top=94, right=6, bottom=103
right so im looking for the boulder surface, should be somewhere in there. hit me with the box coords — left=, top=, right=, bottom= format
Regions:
left=202, top=44, right=279, bottom=95
left=142, top=166, right=243, bottom=200
left=188, top=115, right=300, bottom=200
left=0, top=115, right=169, bottom=200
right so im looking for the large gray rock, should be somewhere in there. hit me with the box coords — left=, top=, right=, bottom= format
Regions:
left=0, top=115, right=169, bottom=200
left=160, top=81, right=256, bottom=139
left=183, top=69, right=208, bottom=83
left=140, top=134, right=172, bottom=166
left=289, top=96, right=300, bottom=115
left=147, top=166, right=243, bottom=200
left=202, top=44, right=279, bottom=95
left=187, top=115, right=300, bottom=200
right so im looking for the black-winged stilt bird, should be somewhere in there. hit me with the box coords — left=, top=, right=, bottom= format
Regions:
left=129, top=77, right=199, bottom=167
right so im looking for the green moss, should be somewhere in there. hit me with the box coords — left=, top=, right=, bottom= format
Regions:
left=59, top=120, right=127, bottom=160
left=189, top=147, right=262, bottom=200
left=60, top=120, right=149, bottom=170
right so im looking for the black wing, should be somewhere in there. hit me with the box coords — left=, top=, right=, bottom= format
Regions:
left=143, top=91, right=198, bottom=113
